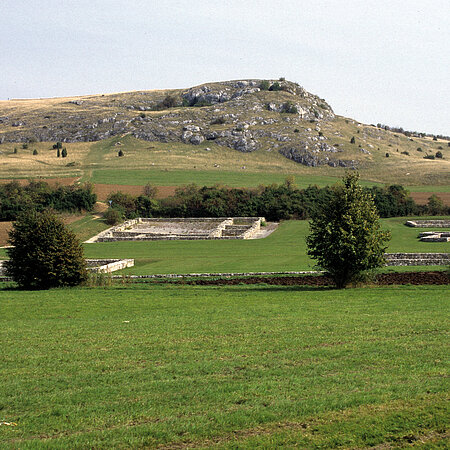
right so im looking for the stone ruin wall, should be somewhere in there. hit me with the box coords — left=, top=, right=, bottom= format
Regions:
left=89, top=217, right=265, bottom=243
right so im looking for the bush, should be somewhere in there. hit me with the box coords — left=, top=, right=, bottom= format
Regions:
left=57, top=148, right=60, bottom=157
left=282, top=101, right=298, bottom=114
left=259, top=80, right=270, bottom=90
left=13, top=148, right=18, bottom=154
left=294, top=128, right=299, bottom=133
left=423, top=154, right=435, bottom=160
left=416, top=147, right=423, bottom=152
left=22, top=143, right=28, bottom=149
left=401, top=151, right=409, bottom=155
left=118, top=149, right=124, bottom=157
left=5, top=210, right=87, bottom=289
left=61, top=148, right=67, bottom=158
left=104, top=208, right=123, bottom=225
left=385, top=153, right=389, bottom=157
left=350, top=136, right=355, bottom=144
left=269, top=82, right=282, bottom=91
left=32, top=149, right=38, bottom=155
left=211, top=117, right=226, bottom=125
left=436, top=150, right=443, bottom=159
left=306, top=173, right=390, bottom=288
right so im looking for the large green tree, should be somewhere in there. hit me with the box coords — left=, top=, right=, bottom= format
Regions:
left=5, top=210, right=87, bottom=289
left=306, top=172, right=390, bottom=288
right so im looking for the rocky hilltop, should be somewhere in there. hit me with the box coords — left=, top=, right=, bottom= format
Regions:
left=0, top=79, right=447, bottom=171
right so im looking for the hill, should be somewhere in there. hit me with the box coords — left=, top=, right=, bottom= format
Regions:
left=0, top=79, right=449, bottom=186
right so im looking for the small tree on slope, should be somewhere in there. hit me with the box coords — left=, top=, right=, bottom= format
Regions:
left=306, top=172, right=390, bottom=288
left=5, top=210, right=87, bottom=289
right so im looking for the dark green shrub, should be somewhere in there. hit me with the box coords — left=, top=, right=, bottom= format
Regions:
left=401, top=151, right=409, bottom=155
left=32, top=149, right=38, bottom=155
left=416, top=147, right=423, bottom=152
left=5, top=210, right=88, bottom=289
left=61, top=148, right=67, bottom=158
left=22, top=143, right=28, bottom=149
left=211, top=116, right=226, bottom=125
left=259, top=80, right=270, bottom=90
left=350, top=136, right=355, bottom=144
left=104, top=208, right=123, bottom=225
left=57, top=148, right=60, bottom=157
left=282, top=101, right=298, bottom=114
left=435, top=150, right=443, bottom=159
left=294, top=128, right=299, bottom=133
left=269, top=82, right=282, bottom=91
left=118, top=149, right=124, bottom=157
left=13, top=148, right=17, bottom=154
left=385, top=153, right=389, bottom=157
left=423, top=154, right=435, bottom=160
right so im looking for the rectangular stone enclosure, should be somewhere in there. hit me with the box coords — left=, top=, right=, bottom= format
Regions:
left=87, top=217, right=265, bottom=242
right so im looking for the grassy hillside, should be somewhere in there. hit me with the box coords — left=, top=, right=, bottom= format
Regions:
left=0, top=80, right=448, bottom=187
left=0, top=284, right=447, bottom=447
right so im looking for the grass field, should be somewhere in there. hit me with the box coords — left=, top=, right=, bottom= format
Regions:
left=76, top=217, right=448, bottom=275
left=1, top=217, right=448, bottom=274
left=0, top=284, right=448, bottom=448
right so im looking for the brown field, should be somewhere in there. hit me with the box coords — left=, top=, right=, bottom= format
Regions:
left=93, top=184, right=177, bottom=200
left=410, top=192, right=450, bottom=206
left=0, top=177, right=78, bottom=187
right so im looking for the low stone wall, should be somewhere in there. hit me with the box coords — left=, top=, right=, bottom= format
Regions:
left=384, top=253, right=450, bottom=266
left=87, top=259, right=135, bottom=273
left=0, top=259, right=134, bottom=276
left=406, top=220, right=450, bottom=228
left=418, top=231, right=450, bottom=242
left=88, top=217, right=265, bottom=242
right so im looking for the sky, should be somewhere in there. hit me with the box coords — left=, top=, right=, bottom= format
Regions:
left=2, top=0, right=449, bottom=135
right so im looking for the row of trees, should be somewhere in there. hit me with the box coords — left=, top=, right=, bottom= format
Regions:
left=0, top=181, right=96, bottom=220
left=104, top=181, right=447, bottom=224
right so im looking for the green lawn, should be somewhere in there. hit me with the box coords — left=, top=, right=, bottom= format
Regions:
left=89, top=168, right=367, bottom=188
left=89, top=168, right=450, bottom=193
left=1, top=217, right=448, bottom=274
left=0, top=284, right=448, bottom=448
left=79, top=218, right=449, bottom=275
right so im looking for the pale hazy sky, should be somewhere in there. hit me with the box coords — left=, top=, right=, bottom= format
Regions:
left=2, top=0, right=449, bottom=135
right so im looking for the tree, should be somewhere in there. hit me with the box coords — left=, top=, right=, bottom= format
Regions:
left=5, top=210, right=87, bottom=289
left=306, top=172, right=390, bottom=288
left=350, top=136, right=356, bottom=144
left=61, top=148, right=68, bottom=158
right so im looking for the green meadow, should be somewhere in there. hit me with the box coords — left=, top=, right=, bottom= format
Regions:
left=0, top=284, right=448, bottom=448
left=1, top=217, right=448, bottom=274
left=88, top=167, right=450, bottom=193
left=79, top=217, right=448, bottom=275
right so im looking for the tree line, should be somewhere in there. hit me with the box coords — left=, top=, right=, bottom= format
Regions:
left=105, top=180, right=448, bottom=224
left=0, top=181, right=97, bottom=221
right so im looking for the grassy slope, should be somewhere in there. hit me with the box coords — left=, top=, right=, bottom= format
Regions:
left=0, top=130, right=449, bottom=188
left=0, top=284, right=448, bottom=448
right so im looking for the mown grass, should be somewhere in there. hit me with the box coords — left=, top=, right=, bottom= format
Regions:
left=0, top=284, right=448, bottom=448
left=79, top=218, right=449, bottom=276
left=1, top=217, right=447, bottom=273
left=88, top=167, right=381, bottom=189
